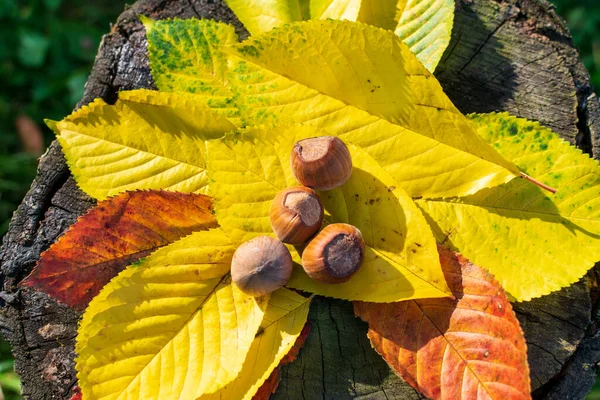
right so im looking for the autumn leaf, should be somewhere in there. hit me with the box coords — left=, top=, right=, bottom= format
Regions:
left=68, top=386, right=82, bottom=400
left=251, top=321, right=311, bottom=400
left=143, top=18, right=520, bottom=198
left=141, top=16, right=238, bottom=122
left=76, top=229, right=268, bottom=400
left=48, top=88, right=236, bottom=200
left=218, top=19, right=522, bottom=198
left=20, top=190, right=217, bottom=309
left=224, top=0, right=454, bottom=71
left=200, top=289, right=311, bottom=400
left=418, top=113, right=600, bottom=300
left=354, top=245, right=531, bottom=400
left=206, top=125, right=451, bottom=302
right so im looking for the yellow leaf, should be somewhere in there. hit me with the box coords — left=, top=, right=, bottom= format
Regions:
left=49, top=89, right=236, bottom=200
left=418, top=112, right=600, bottom=301
left=200, top=288, right=311, bottom=400
left=223, top=0, right=310, bottom=35
left=391, top=0, right=454, bottom=72
left=225, top=0, right=453, bottom=71
left=141, top=17, right=241, bottom=122
left=206, top=125, right=451, bottom=302
left=310, top=0, right=361, bottom=20
left=223, top=20, right=519, bottom=198
left=76, top=229, right=268, bottom=400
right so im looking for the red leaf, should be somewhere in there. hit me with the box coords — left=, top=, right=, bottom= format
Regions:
left=68, top=385, right=82, bottom=400
left=252, top=322, right=311, bottom=400
left=354, top=246, right=531, bottom=400
left=20, top=190, right=217, bottom=309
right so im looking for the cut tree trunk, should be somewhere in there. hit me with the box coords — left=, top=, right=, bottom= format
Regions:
left=1, top=0, right=599, bottom=399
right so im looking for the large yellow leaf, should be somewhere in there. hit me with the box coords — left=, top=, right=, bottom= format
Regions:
left=418, top=112, right=600, bottom=301
left=390, top=0, right=454, bottom=72
left=141, top=18, right=516, bottom=198
left=206, top=125, right=451, bottom=302
left=224, top=0, right=453, bottom=71
left=223, top=0, right=310, bottom=35
left=76, top=229, right=268, bottom=400
left=222, top=20, right=519, bottom=198
left=200, top=288, right=311, bottom=400
left=48, top=89, right=236, bottom=199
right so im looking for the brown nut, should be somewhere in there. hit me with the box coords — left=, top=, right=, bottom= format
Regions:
left=231, top=236, right=293, bottom=297
left=301, top=223, right=365, bottom=284
left=290, top=136, right=352, bottom=190
left=270, top=186, right=324, bottom=244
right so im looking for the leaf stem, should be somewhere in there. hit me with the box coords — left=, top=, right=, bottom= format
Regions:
left=520, top=172, right=556, bottom=194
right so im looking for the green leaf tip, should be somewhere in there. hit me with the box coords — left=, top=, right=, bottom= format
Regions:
left=138, top=15, right=153, bottom=29
left=44, top=119, right=59, bottom=135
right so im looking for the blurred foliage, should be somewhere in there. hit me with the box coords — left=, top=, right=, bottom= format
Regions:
left=552, top=0, right=600, bottom=89
left=0, top=0, right=125, bottom=237
left=0, top=0, right=597, bottom=399
left=0, top=338, right=20, bottom=400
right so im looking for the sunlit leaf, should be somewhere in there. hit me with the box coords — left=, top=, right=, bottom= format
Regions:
left=76, top=229, right=268, bottom=400
left=206, top=125, right=450, bottom=302
left=143, top=18, right=517, bottom=198
left=354, top=245, right=531, bottom=399
left=222, top=20, right=519, bottom=198
left=20, top=190, right=217, bottom=309
left=48, top=89, right=236, bottom=199
left=141, top=17, right=240, bottom=122
left=251, top=321, right=311, bottom=400
left=418, top=113, right=600, bottom=300
left=200, top=288, right=311, bottom=400
left=225, top=0, right=454, bottom=71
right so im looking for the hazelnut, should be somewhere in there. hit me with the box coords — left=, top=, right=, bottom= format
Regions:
left=301, top=223, right=365, bottom=284
left=231, top=236, right=293, bottom=297
left=291, top=136, right=352, bottom=190
left=270, top=186, right=324, bottom=244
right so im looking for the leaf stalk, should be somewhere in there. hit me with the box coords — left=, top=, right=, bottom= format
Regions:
left=520, top=172, right=557, bottom=194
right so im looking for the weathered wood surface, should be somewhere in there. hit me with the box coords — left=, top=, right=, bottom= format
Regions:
left=0, top=0, right=599, bottom=398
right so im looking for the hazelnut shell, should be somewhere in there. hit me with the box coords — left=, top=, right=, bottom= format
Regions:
left=270, top=186, right=324, bottom=244
left=290, top=136, right=352, bottom=190
left=301, top=223, right=365, bottom=284
left=231, top=236, right=293, bottom=297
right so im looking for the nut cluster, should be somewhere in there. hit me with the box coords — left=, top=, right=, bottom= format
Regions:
left=232, top=136, right=365, bottom=297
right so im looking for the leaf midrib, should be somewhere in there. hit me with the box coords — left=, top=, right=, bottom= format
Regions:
left=61, top=128, right=206, bottom=170
left=220, top=47, right=518, bottom=178
left=423, top=198, right=600, bottom=223
left=113, top=273, right=232, bottom=400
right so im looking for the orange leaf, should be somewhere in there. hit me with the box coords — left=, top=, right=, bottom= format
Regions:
left=354, top=246, right=531, bottom=400
left=68, top=386, right=82, bottom=400
left=252, top=322, right=311, bottom=400
left=20, top=190, right=217, bottom=309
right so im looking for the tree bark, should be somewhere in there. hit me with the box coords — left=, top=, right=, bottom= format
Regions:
left=1, top=0, right=599, bottom=398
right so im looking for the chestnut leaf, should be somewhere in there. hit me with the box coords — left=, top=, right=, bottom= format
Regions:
left=199, top=289, right=311, bottom=400
left=20, top=190, right=217, bottom=310
left=47, top=89, right=236, bottom=200
left=206, top=125, right=451, bottom=302
left=355, top=245, right=531, bottom=399
left=224, top=0, right=454, bottom=72
left=76, top=228, right=268, bottom=400
left=142, top=18, right=520, bottom=199
left=418, top=113, right=600, bottom=301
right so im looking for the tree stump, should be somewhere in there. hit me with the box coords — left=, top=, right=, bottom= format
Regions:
left=1, top=0, right=599, bottom=398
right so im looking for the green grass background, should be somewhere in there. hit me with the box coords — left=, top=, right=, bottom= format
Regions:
left=0, top=0, right=597, bottom=398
